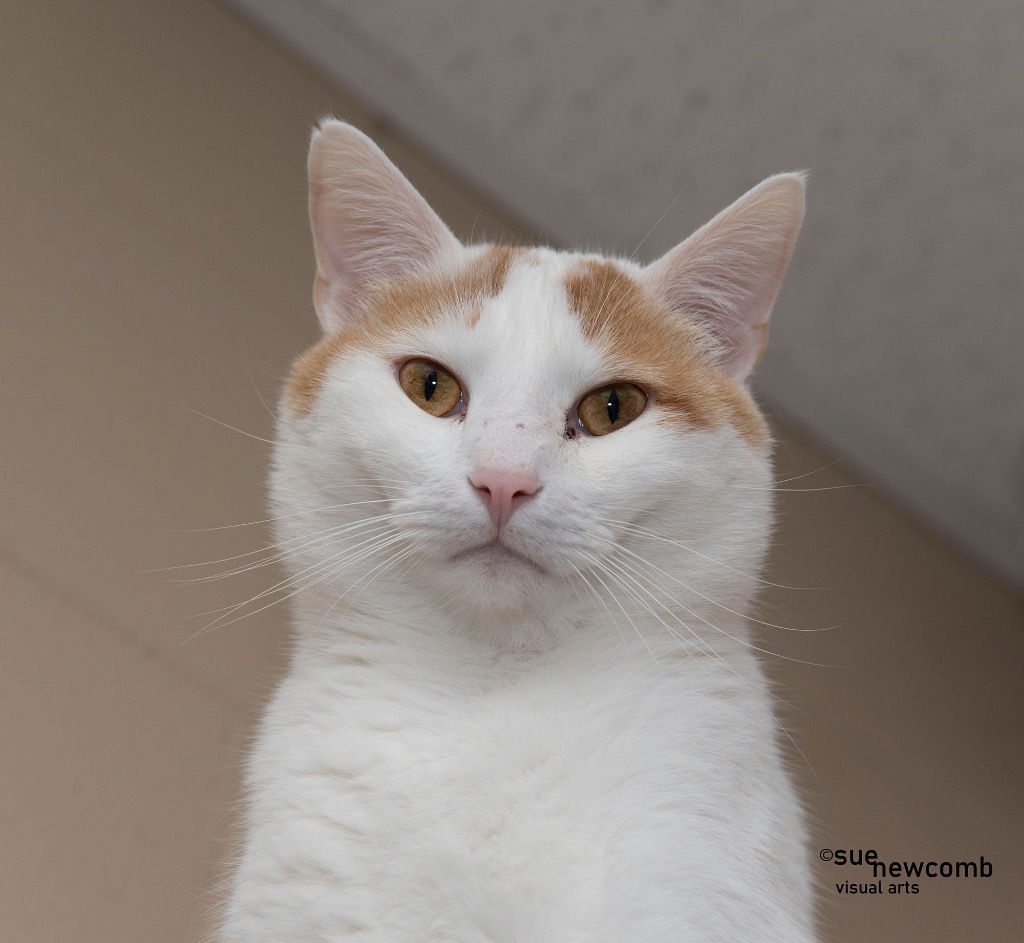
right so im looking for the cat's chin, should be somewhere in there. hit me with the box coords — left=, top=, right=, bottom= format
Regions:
left=449, top=539, right=547, bottom=575
left=431, top=538, right=568, bottom=622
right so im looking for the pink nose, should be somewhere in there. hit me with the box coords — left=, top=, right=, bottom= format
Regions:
left=469, top=468, right=540, bottom=531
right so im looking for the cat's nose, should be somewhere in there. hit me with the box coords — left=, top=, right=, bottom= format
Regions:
left=469, top=468, right=540, bottom=531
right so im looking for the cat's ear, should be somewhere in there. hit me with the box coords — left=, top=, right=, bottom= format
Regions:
left=643, top=173, right=806, bottom=382
left=308, top=120, right=462, bottom=334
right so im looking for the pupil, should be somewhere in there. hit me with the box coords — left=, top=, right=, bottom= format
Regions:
left=607, top=388, right=620, bottom=424
left=424, top=369, right=438, bottom=401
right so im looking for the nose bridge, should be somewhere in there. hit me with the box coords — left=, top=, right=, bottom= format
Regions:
left=463, top=336, right=561, bottom=475
left=477, top=426, right=540, bottom=471
left=467, top=402, right=551, bottom=474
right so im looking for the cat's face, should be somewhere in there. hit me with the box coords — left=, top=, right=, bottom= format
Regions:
left=270, top=122, right=804, bottom=644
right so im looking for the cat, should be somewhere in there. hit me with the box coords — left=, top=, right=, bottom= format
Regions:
left=218, top=119, right=815, bottom=942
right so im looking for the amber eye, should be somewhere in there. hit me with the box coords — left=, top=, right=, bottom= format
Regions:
left=577, top=383, right=647, bottom=436
left=398, top=359, right=463, bottom=416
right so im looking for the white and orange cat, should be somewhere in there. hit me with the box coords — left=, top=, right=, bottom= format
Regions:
left=219, top=119, right=815, bottom=942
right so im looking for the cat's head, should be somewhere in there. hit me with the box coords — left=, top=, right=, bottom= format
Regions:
left=271, top=120, right=804, bottom=647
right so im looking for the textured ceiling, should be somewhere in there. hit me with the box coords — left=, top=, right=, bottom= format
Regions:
left=225, top=0, right=1024, bottom=592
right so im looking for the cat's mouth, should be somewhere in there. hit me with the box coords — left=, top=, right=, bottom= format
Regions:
left=450, top=539, right=546, bottom=574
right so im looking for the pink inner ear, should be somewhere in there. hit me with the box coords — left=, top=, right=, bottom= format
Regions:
left=643, top=173, right=806, bottom=382
left=308, top=120, right=462, bottom=335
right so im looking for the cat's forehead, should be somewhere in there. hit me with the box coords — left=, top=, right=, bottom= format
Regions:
left=440, top=249, right=612, bottom=380
left=287, top=248, right=639, bottom=411
left=287, top=246, right=766, bottom=445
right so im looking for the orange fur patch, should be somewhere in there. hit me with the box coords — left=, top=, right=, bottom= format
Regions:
left=564, top=259, right=767, bottom=447
left=287, top=247, right=523, bottom=417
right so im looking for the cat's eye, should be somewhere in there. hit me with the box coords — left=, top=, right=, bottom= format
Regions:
left=398, top=358, right=463, bottom=417
left=576, top=383, right=647, bottom=436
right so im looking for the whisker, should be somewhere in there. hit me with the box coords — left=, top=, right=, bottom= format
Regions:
left=182, top=522, right=399, bottom=619
left=577, top=549, right=665, bottom=672
left=171, top=490, right=408, bottom=532
left=181, top=528, right=406, bottom=642
left=322, top=542, right=417, bottom=627
left=594, top=533, right=835, bottom=634
left=298, top=542, right=419, bottom=662
left=627, top=173, right=693, bottom=262
left=592, top=536, right=841, bottom=669
left=566, top=560, right=643, bottom=675
left=174, top=403, right=275, bottom=445
left=592, top=552, right=706, bottom=658
left=185, top=530, right=409, bottom=641
left=155, top=511, right=412, bottom=576
left=598, top=517, right=813, bottom=591
left=167, top=517, right=405, bottom=586
left=598, top=551, right=805, bottom=709
left=181, top=528, right=389, bottom=625
left=594, top=550, right=817, bottom=777
left=240, top=359, right=280, bottom=424
left=738, top=483, right=868, bottom=493
left=769, top=462, right=841, bottom=485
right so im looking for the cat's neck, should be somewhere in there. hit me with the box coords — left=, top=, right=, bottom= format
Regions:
left=286, top=572, right=754, bottom=686
left=290, top=578, right=585, bottom=660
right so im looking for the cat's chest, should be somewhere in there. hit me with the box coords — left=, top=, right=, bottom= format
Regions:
left=243, top=641, right=780, bottom=938
left=260, top=642, right=744, bottom=838
left=257, top=654, right=667, bottom=906
left=275, top=650, right=650, bottom=798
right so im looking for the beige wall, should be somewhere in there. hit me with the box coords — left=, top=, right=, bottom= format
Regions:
left=1, top=1, right=1020, bottom=940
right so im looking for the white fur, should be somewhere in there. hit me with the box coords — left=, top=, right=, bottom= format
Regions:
left=218, top=123, right=815, bottom=942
